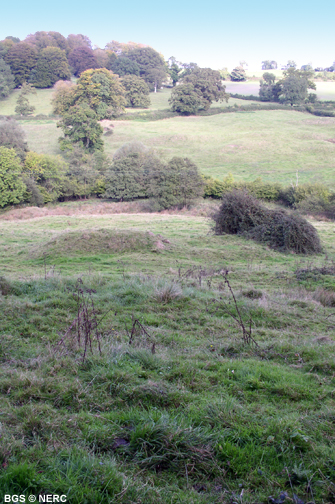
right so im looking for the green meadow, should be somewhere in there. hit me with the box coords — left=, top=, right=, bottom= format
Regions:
left=1, top=83, right=335, bottom=503
left=15, top=108, right=335, bottom=186
left=0, top=202, right=335, bottom=503
left=1, top=86, right=334, bottom=186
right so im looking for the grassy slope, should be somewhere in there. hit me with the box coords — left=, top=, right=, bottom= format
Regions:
left=1, top=86, right=334, bottom=186
left=19, top=109, right=335, bottom=185
left=0, top=202, right=335, bottom=503
left=0, top=87, right=55, bottom=115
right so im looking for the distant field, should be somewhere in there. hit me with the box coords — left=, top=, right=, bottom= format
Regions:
left=225, top=80, right=335, bottom=101
left=0, top=87, right=55, bottom=116
left=1, top=84, right=335, bottom=186
left=21, top=109, right=335, bottom=185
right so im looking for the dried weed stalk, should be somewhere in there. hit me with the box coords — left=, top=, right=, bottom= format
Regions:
left=56, top=279, right=112, bottom=362
left=125, top=315, right=156, bottom=354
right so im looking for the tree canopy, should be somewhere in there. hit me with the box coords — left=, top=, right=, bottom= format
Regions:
left=67, top=34, right=92, bottom=51
left=148, top=157, right=204, bottom=210
left=74, top=68, right=126, bottom=119
left=68, top=46, right=97, bottom=77
left=0, top=58, right=15, bottom=98
left=259, top=68, right=316, bottom=105
left=122, top=75, right=150, bottom=108
left=278, top=68, right=316, bottom=105
left=57, top=103, right=104, bottom=152
left=169, top=68, right=229, bottom=114
left=5, top=42, right=38, bottom=86
left=230, top=66, right=246, bottom=81
left=109, top=56, right=140, bottom=76
left=126, top=47, right=167, bottom=91
left=30, top=47, right=71, bottom=88
left=24, top=31, right=69, bottom=54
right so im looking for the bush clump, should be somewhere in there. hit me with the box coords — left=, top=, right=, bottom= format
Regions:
left=213, top=190, right=322, bottom=254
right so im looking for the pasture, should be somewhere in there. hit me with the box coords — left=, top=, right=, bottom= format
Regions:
left=17, top=109, right=335, bottom=186
left=1, top=85, right=335, bottom=186
left=225, top=80, right=335, bottom=101
left=0, top=202, right=335, bottom=503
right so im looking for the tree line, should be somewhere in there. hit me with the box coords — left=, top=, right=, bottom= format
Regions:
left=0, top=32, right=168, bottom=95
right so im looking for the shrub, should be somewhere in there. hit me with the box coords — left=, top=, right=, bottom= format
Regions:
left=280, top=183, right=331, bottom=207
left=213, top=190, right=322, bottom=254
left=112, top=141, right=148, bottom=161
left=148, top=157, right=204, bottom=210
left=212, top=190, right=267, bottom=235
left=249, top=210, right=322, bottom=254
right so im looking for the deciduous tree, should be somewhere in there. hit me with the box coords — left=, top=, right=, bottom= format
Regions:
left=278, top=68, right=316, bottom=105
left=0, top=147, right=26, bottom=207
left=109, top=56, right=140, bottom=76
left=183, top=68, right=229, bottom=110
left=0, top=58, right=15, bottom=98
left=5, top=42, right=38, bottom=86
left=67, top=34, right=92, bottom=51
left=74, top=68, right=126, bottom=119
left=169, top=83, right=203, bottom=115
left=24, top=31, right=69, bottom=55
left=30, top=47, right=71, bottom=88
left=230, top=66, right=246, bottom=81
left=68, top=46, right=97, bottom=77
left=51, top=80, right=76, bottom=115
left=127, top=47, right=167, bottom=91
left=57, top=103, right=104, bottom=151
left=122, top=75, right=150, bottom=107
left=167, top=57, right=182, bottom=86
left=23, top=151, right=68, bottom=203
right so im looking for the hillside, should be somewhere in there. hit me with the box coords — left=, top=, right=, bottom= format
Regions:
left=0, top=201, right=335, bottom=503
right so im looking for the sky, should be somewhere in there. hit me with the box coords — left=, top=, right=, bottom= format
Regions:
left=1, top=0, right=334, bottom=71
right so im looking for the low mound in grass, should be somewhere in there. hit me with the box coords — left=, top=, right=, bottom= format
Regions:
left=37, top=229, right=161, bottom=258
left=213, top=190, right=322, bottom=254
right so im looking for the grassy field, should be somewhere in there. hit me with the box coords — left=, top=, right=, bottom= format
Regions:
left=0, top=87, right=55, bottom=116
left=20, top=109, right=335, bottom=185
left=225, top=81, right=335, bottom=101
left=0, top=200, right=335, bottom=503
left=1, top=86, right=334, bottom=186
